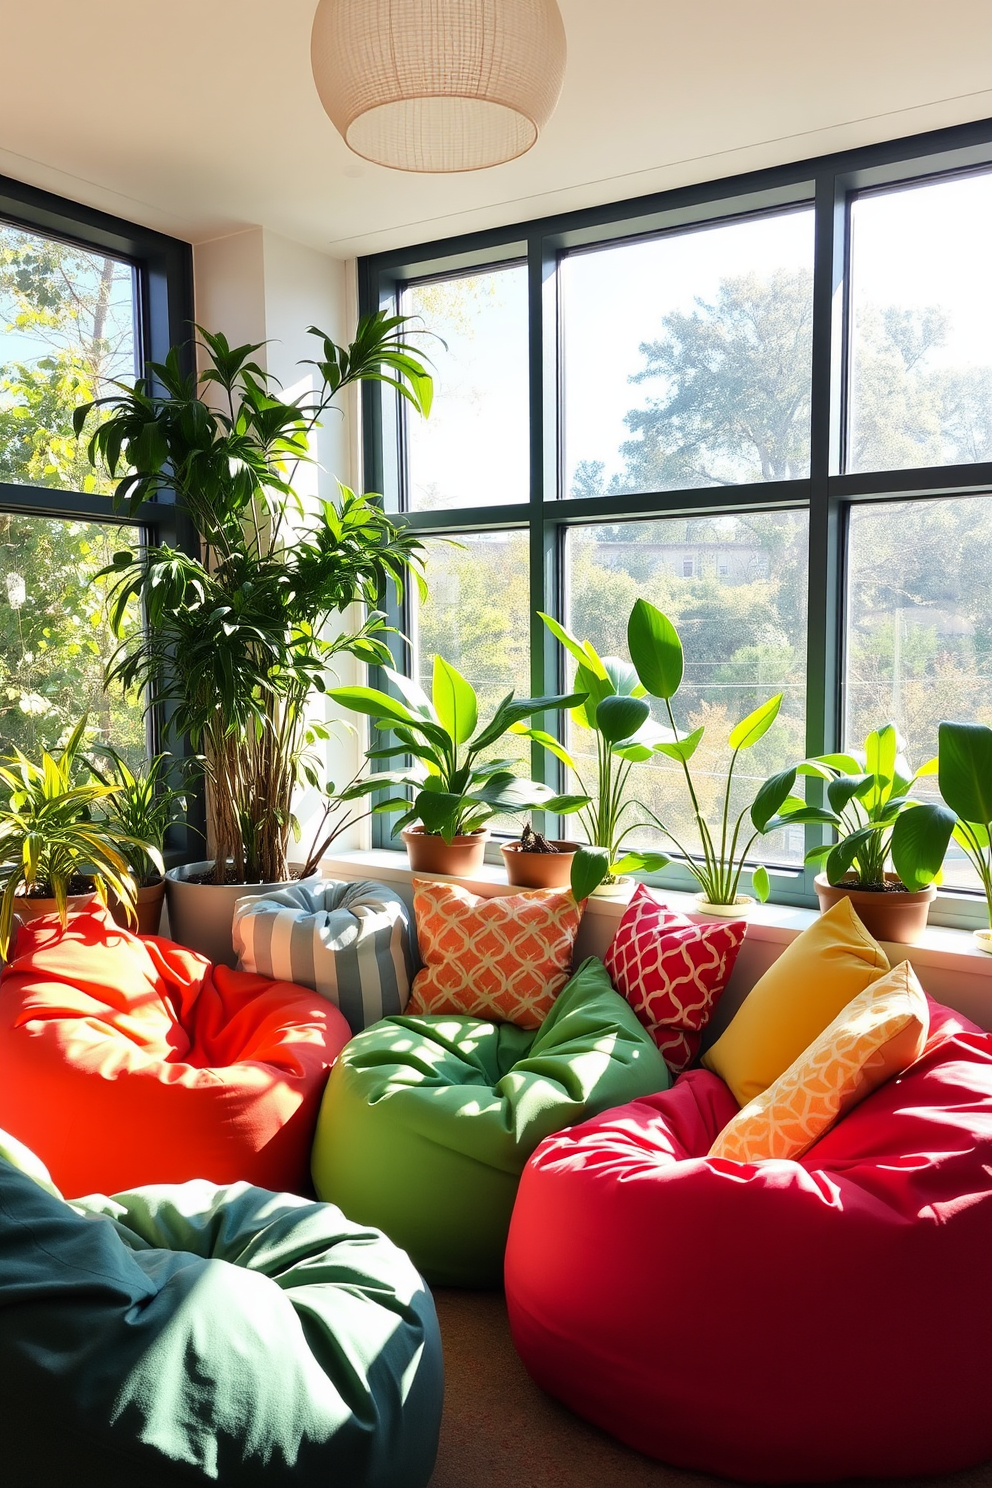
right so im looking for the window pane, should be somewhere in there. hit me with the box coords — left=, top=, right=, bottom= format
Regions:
left=0, top=226, right=137, bottom=495
left=0, top=515, right=145, bottom=758
left=846, top=495, right=992, bottom=889
left=412, top=533, right=532, bottom=824
left=402, top=266, right=529, bottom=511
left=562, top=209, right=815, bottom=499
left=564, top=512, right=809, bottom=866
left=848, top=173, right=992, bottom=473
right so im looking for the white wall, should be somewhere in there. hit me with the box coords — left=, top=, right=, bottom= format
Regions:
left=191, top=229, right=369, bottom=857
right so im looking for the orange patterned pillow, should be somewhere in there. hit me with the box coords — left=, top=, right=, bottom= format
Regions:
left=407, top=879, right=581, bottom=1028
left=708, top=960, right=930, bottom=1164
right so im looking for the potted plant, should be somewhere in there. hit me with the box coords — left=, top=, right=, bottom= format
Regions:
left=500, top=822, right=584, bottom=890
left=0, top=718, right=153, bottom=958
left=77, top=311, right=434, bottom=962
left=88, top=746, right=186, bottom=935
left=887, top=721, right=992, bottom=952
left=771, top=722, right=952, bottom=942
left=327, top=656, right=587, bottom=875
left=538, top=600, right=793, bottom=909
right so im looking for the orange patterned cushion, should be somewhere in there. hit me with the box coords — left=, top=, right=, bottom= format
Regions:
left=708, top=960, right=930, bottom=1163
left=407, top=879, right=581, bottom=1029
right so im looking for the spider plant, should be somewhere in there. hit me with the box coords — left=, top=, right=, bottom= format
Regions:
left=87, top=746, right=186, bottom=886
left=0, top=718, right=155, bottom=955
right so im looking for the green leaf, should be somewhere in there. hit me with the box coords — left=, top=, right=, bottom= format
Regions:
left=824, top=827, right=878, bottom=884
left=467, top=773, right=555, bottom=811
left=601, top=657, right=645, bottom=698
left=571, top=661, right=615, bottom=731
left=890, top=803, right=956, bottom=891
left=611, top=849, right=670, bottom=875
left=652, top=725, right=705, bottom=764
left=728, top=693, right=782, bottom=751
left=543, top=794, right=590, bottom=814
left=938, top=721, right=992, bottom=826
left=750, top=767, right=797, bottom=832
left=804, top=753, right=860, bottom=776
left=413, top=790, right=465, bottom=839
left=511, top=725, right=577, bottom=771
left=432, top=655, right=477, bottom=745
left=864, top=724, right=898, bottom=810
left=471, top=692, right=585, bottom=754
left=570, top=845, right=610, bottom=901
left=751, top=864, right=770, bottom=902
left=596, top=694, right=650, bottom=745
left=539, top=612, right=607, bottom=677
left=826, top=774, right=874, bottom=814
left=761, top=806, right=838, bottom=830
left=328, top=685, right=417, bottom=728
left=627, top=598, right=684, bottom=699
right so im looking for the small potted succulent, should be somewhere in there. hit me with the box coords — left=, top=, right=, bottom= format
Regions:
left=0, top=718, right=154, bottom=958
left=771, top=723, right=952, bottom=942
left=328, top=656, right=587, bottom=875
left=500, top=822, right=583, bottom=890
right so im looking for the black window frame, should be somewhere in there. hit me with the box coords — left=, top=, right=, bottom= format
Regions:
left=0, top=173, right=199, bottom=862
left=359, top=116, right=992, bottom=930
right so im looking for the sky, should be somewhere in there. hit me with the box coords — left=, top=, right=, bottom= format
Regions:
left=401, top=168, right=992, bottom=509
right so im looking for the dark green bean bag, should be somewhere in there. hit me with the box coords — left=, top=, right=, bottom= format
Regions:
left=311, top=956, right=671, bottom=1286
left=0, top=1130, right=442, bottom=1487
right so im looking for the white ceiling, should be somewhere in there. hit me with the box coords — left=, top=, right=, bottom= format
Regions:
left=3, top=0, right=992, bottom=259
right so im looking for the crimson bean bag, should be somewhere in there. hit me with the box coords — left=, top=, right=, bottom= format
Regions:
left=0, top=905, right=352, bottom=1197
left=505, top=996, right=992, bottom=1483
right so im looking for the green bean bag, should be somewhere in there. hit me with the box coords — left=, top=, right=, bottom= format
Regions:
left=311, top=956, right=671, bottom=1286
left=0, top=1134, right=443, bottom=1487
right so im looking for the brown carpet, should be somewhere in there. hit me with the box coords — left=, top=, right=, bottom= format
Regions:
left=428, top=1290, right=992, bottom=1488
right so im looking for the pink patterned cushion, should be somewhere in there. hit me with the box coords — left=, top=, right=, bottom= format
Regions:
left=604, top=885, right=745, bottom=1072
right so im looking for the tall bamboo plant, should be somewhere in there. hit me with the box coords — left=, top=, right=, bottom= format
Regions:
left=76, top=313, right=434, bottom=885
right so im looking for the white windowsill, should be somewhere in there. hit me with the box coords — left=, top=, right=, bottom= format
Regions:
left=320, top=848, right=992, bottom=981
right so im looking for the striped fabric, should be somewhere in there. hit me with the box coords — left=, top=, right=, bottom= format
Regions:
left=232, top=879, right=414, bottom=1034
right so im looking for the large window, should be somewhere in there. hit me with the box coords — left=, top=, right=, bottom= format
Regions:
left=0, top=177, right=193, bottom=837
left=361, top=117, right=992, bottom=926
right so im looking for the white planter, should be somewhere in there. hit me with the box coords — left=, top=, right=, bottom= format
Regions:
left=165, top=861, right=320, bottom=968
left=590, top=875, right=634, bottom=899
left=694, top=893, right=754, bottom=919
left=973, top=928, right=992, bottom=956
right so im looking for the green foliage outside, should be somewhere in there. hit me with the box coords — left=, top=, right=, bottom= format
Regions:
left=417, top=265, right=992, bottom=873
left=0, top=226, right=144, bottom=760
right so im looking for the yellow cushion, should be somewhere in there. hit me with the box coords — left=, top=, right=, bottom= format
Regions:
left=708, top=960, right=929, bottom=1163
left=702, top=898, right=890, bottom=1106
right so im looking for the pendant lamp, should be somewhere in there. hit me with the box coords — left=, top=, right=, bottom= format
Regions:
left=310, top=0, right=567, bottom=173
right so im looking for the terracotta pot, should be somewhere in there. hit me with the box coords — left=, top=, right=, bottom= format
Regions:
left=501, top=840, right=580, bottom=890
left=401, top=826, right=489, bottom=876
left=108, top=879, right=166, bottom=937
left=814, top=872, right=936, bottom=944
left=13, top=889, right=96, bottom=926
left=694, top=893, right=754, bottom=919
left=165, top=861, right=320, bottom=968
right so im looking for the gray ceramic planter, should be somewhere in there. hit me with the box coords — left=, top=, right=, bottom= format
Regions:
left=165, top=861, right=320, bottom=968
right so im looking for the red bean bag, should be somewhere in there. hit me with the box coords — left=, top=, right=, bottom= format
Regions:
left=0, top=905, right=351, bottom=1197
left=505, top=996, right=992, bottom=1483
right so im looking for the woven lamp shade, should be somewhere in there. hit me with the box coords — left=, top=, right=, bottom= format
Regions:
left=311, top=0, right=567, bottom=173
